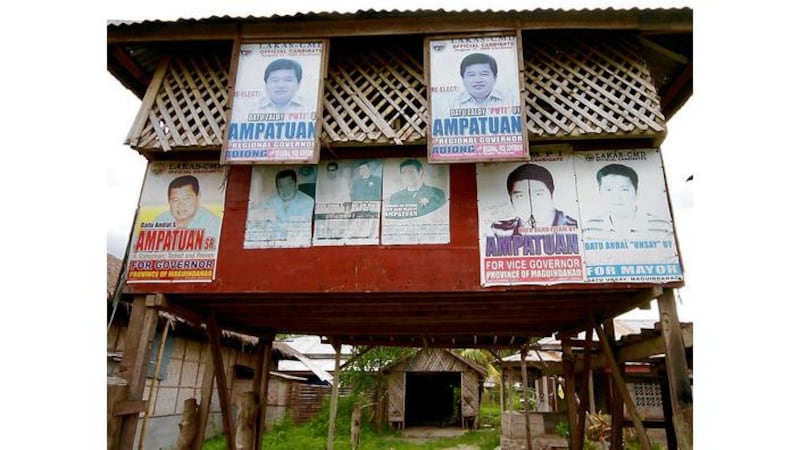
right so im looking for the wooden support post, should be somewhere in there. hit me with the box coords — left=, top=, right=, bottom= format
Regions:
left=561, top=343, right=579, bottom=450
left=499, top=365, right=506, bottom=413
left=192, top=339, right=216, bottom=450
left=327, top=340, right=342, bottom=450
left=575, top=323, right=593, bottom=448
left=595, top=322, right=651, bottom=450
left=657, top=364, right=678, bottom=450
left=206, top=314, right=235, bottom=450
left=107, top=377, right=129, bottom=450
left=138, top=323, right=170, bottom=450
left=520, top=343, right=532, bottom=450
left=603, top=319, right=623, bottom=450
left=253, top=335, right=274, bottom=450
left=235, top=391, right=257, bottom=450
left=175, top=398, right=199, bottom=450
left=657, top=289, right=693, bottom=450
left=116, top=295, right=160, bottom=450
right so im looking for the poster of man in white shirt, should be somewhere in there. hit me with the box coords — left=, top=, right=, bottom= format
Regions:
left=574, top=148, right=683, bottom=283
left=426, top=33, right=528, bottom=163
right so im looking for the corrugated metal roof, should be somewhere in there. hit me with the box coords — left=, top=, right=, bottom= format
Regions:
left=107, top=6, right=691, bottom=28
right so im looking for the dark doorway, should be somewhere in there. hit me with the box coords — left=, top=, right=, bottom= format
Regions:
left=405, top=372, right=461, bottom=427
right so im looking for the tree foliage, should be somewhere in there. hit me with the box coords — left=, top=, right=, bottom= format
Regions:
left=340, top=346, right=416, bottom=394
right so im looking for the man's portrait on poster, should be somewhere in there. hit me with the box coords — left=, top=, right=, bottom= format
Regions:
left=258, top=58, right=305, bottom=113
left=153, top=175, right=222, bottom=241
left=582, top=163, right=672, bottom=241
left=490, top=163, right=577, bottom=236
left=388, top=159, right=446, bottom=218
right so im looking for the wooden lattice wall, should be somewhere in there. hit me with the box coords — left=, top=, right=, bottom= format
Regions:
left=126, top=31, right=665, bottom=154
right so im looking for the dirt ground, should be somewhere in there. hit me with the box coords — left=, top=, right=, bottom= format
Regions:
left=399, top=427, right=482, bottom=449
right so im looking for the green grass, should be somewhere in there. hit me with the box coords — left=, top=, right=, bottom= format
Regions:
left=202, top=425, right=499, bottom=450
left=202, top=394, right=501, bottom=449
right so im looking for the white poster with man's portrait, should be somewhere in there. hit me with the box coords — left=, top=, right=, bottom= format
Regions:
left=477, top=148, right=583, bottom=286
left=127, top=161, right=227, bottom=283
left=574, top=149, right=682, bottom=283
left=312, top=159, right=383, bottom=246
left=244, top=165, right=317, bottom=248
left=381, top=158, right=450, bottom=245
left=223, top=40, right=328, bottom=165
left=425, top=32, right=529, bottom=163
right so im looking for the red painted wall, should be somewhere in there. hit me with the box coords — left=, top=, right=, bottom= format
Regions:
left=125, top=162, right=485, bottom=295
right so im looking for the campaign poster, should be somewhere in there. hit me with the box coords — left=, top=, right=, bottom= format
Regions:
left=244, top=165, right=316, bottom=248
left=222, top=40, right=327, bottom=164
left=127, top=161, right=227, bottom=283
left=312, top=159, right=382, bottom=246
left=426, top=33, right=529, bottom=163
left=381, top=158, right=450, bottom=245
left=477, top=149, right=583, bottom=286
left=575, top=149, right=682, bottom=283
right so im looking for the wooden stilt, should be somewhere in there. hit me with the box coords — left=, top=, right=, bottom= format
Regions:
left=116, top=295, right=161, bottom=450
left=657, top=364, right=678, bottom=450
left=192, top=339, right=216, bottom=450
left=575, top=322, right=593, bottom=448
left=234, top=391, right=257, bottom=450
left=327, top=340, right=342, bottom=450
left=603, top=319, right=623, bottom=450
left=138, top=323, right=170, bottom=450
left=253, top=335, right=274, bottom=450
left=657, top=289, right=693, bottom=450
left=561, top=343, right=579, bottom=450
left=499, top=365, right=506, bottom=413
left=206, top=314, right=235, bottom=450
left=520, top=343, right=532, bottom=450
left=175, top=398, right=199, bottom=450
left=595, top=322, right=652, bottom=450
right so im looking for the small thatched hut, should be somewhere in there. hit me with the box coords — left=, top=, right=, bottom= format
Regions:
left=383, top=348, right=487, bottom=430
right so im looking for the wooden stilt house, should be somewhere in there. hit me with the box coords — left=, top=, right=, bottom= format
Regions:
left=107, top=7, right=693, bottom=450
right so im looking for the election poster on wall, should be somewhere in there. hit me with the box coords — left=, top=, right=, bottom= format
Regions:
left=574, top=149, right=682, bottom=283
left=127, top=162, right=227, bottom=283
left=312, top=159, right=382, bottom=246
left=381, top=158, right=450, bottom=245
left=425, top=32, right=529, bottom=163
left=476, top=148, right=584, bottom=286
left=222, top=40, right=328, bottom=165
left=244, top=165, right=317, bottom=248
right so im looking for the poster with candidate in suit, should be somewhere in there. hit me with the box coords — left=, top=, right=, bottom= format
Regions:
left=381, top=158, right=450, bottom=245
left=244, top=165, right=316, bottom=248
